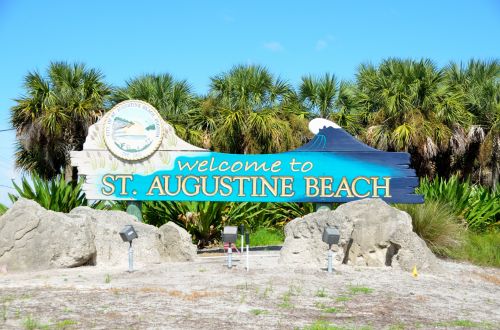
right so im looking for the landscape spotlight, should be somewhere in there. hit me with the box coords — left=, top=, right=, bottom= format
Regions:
left=322, top=227, right=340, bottom=273
left=222, top=226, right=238, bottom=244
left=222, top=226, right=238, bottom=268
left=119, top=225, right=138, bottom=272
left=120, top=225, right=138, bottom=243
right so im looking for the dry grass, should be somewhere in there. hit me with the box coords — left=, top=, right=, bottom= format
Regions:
left=167, top=289, right=220, bottom=300
left=473, top=272, right=500, bottom=286
left=138, top=287, right=168, bottom=293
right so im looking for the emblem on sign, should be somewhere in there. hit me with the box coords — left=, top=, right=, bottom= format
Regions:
left=104, top=100, right=163, bottom=160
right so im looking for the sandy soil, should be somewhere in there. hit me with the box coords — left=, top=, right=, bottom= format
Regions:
left=0, top=251, right=498, bottom=330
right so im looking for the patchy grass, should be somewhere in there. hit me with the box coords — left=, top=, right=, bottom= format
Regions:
left=302, top=320, right=372, bottom=330
left=314, top=302, right=342, bottom=314
left=335, top=296, right=351, bottom=302
left=104, top=274, right=111, bottom=284
left=315, top=288, right=327, bottom=297
left=278, top=290, right=294, bottom=309
left=54, top=319, right=78, bottom=329
left=434, top=319, right=495, bottom=329
left=23, top=315, right=50, bottom=330
left=302, top=320, right=340, bottom=330
left=323, top=307, right=341, bottom=313
left=347, top=285, right=373, bottom=295
left=236, top=227, right=284, bottom=247
left=1, top=304, right=7, bottom=322
left=261, top=283, right=273, bottom=299
left=249, top=309, right=268, bottom=316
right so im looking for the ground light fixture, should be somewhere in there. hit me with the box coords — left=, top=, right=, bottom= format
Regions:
left=222, top=226, right=238, bottom=269
left=322, top=227, right=340, bottom=273
left=119, top=225, right=138, bottom=272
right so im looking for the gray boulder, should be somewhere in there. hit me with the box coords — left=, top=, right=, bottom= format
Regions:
left=279, top=199, right=438, bottom=271
left=279, top=209, right=352, bottom=268
left=0, top=200, right=198, bottom=272
left=335, top=199, right=437, bottom=271
left=0, top=199, right=96, bottom=271
left=70, top=207, right=164, bottom=266
left=158, top=222, right=197, bottom=261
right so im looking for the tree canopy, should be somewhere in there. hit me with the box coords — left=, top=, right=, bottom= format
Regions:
left=10, top=59, right=500, bottom=188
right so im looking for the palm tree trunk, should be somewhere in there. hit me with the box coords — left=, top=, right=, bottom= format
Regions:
left=64, top=163, right=78, bottom=184
left=492, top=134, right=500, bottom=190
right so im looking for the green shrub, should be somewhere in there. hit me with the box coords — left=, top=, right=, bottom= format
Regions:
left=451, top=231, right=500, bottom=267
left=396, top=201, right=465, bottom=256
left=264, top=202, right=315, bottom=227
left=0, top=203, right=7, bottom=215
left=418, top=176, right=500, bottom=232
left=224, top=202, right=270, bottom=230
left=8, top=173, right=104, bottom=213
left=143, top=201, right=298, bottom=247
left=224, top=202, right=315, bottom=230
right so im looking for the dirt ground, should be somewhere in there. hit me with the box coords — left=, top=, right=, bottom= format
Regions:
left=0, top=251, right=498, bottom=330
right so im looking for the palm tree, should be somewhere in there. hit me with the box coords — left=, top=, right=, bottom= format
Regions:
left=207, top=64, right=309, bottom=154
left=299, top=73, right=337, bottom=118
left=110, top=73, right=199, bottom=145
left=353, top=58, right=469, bottom=177
left=446, top=59, right=500, bottom=188
left=11, top=62, right=111, bottom=181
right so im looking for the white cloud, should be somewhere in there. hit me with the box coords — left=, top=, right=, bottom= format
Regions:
left=315, top=35, right=336, bottom=51
left=316, top=40, right=328, bottom=51
left=263, top=41, right=284, bottom=52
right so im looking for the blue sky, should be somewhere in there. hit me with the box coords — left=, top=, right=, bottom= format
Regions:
left=0, top=0, right=499, bottom=205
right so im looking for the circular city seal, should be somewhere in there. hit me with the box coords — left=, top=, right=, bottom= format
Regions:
left=104, top=100, right=163, bottom=160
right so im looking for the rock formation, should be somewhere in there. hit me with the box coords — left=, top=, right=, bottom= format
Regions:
left=280, top=198, right=438, bottom=271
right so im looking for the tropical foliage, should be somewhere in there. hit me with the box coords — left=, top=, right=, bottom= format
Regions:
left=417, top=176, right=499, bottom=232
left=110, top=73, right=199, bottom=145
left=8, top=59, right=500, bottom=266
left=8, top=173, right=103, bottom=213
left=11, top=62, right=111, bottom=181
left=0, top=203, right=7, bottom=216
left=200, top=64, right=310, bottom=154
left=141, top=200, right=314, bottom=247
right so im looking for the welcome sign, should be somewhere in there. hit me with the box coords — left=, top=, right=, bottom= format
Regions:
left=72, top=101, right=423, bottom=203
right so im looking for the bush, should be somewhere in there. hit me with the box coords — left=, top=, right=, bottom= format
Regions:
left=396, top=201, right=465, bottom=256
left=8, top=173, right=104, bottom=213
left=142, top=201, right=314, bottom=247
left=418, top=176, right=500, bottom=232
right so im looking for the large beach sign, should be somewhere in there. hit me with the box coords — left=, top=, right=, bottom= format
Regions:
left=72, top=100, right=423, bottom=203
